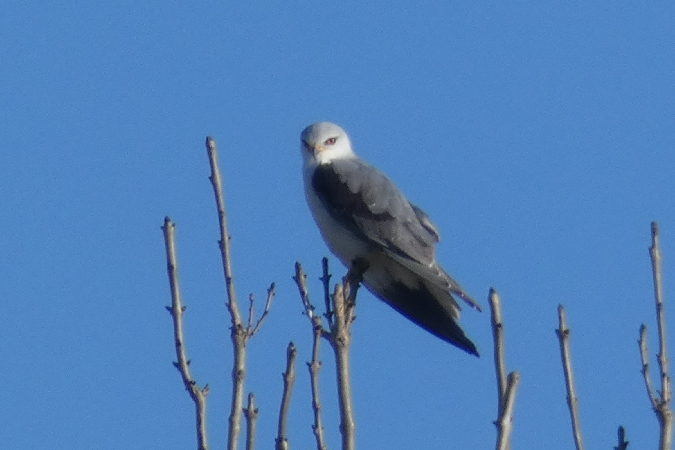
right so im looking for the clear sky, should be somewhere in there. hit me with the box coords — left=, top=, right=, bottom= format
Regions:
left=1, top=2, right=674, bottom=449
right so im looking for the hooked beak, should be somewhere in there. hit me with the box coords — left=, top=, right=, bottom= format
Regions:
left=302, top=140, right=323, bottom=156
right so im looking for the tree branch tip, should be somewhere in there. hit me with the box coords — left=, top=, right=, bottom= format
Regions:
left=557, top=304, right=570, bottom=330
left=614, top=425, right=629, bottom=450
left=320, top=258, right=332, bottom=281
left=652, top=221, right=659, bottom=237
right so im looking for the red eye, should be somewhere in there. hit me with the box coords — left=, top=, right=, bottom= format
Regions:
left=325, top=137, right=337, bottom=145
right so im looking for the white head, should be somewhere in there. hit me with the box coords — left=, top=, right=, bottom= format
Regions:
left=300, top=122, right=355, bottom=167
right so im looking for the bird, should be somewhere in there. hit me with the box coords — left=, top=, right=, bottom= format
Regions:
left=300, top=122, right=481, bottom=356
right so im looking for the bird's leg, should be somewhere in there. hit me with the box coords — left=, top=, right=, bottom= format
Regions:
left=344, top=257, right=369, bottom=307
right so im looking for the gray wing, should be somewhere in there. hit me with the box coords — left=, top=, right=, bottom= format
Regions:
left=312, top=158, right=439, bottom=266
left=313, top=158, right=481, bottom=312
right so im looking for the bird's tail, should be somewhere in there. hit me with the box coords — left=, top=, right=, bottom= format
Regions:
left=363, top=267, right=479, bottom=356
left=383, top=282, right=479, bottom=356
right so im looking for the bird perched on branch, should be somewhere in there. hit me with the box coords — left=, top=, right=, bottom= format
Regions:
left=300, top=122, right=481, bottom=356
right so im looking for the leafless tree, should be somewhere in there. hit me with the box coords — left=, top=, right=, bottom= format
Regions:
left=161, top=137, right=670, bottom=450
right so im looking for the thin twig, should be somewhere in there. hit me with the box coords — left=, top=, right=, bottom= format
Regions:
left=327, top=260, right=366, bottom=450
left=206, top=136, right=246, bottom=450
left=489, top=289, right=508, bottom=418
left=651, top=223, right=669, bottom=397
left=309, top=312, right=329, bottom=450
left=162, top=217, right=210, bottom=450
left=294, top=259, right=365, bottom=450
left=489, top=288, right=516, bottom=450
left=648, top=222, right=673, bottom=450
left=556, top=305, right=585, bottom=450
left=250, top=283, right=276, bottom=336
left=246, top=294, right=255, bottom=333
left=276, top=342, right=297, bottom=450
left=640, top=325, right=659, bottom=410
left=496, top=372, right=520, bottom=450
left=295, top=262, right=317, bottom=320
left=293, top=262, right=329, bottom=449
left=243, top=393, right=258, bottom=450
left=614, top=426, right=629, bottom=450
left=321, top=257, right=334, bottom=328
left=206, top=136, right=243, bottom=327
left=330, top=282, right=355, bottom=450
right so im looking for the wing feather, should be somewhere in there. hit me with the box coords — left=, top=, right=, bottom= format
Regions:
left=312, top=159, right=438, bottom=266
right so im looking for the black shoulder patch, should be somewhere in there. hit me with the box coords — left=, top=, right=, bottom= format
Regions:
left=312, top=163, right=392, bottom=221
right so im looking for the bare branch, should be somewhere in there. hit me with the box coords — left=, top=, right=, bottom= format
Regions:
left=246, top=294, right=255, bottom=333
left=294, top=261, right=329, bottom=449
left=489, top=288, right=517, bottom=450
left=556, top=305, right=585, bottom=450
left=614, top=426, right=629, bottom=450
left=640, top=325, right=660, bottom=410
left=309, top=314, right=329, bottom=450
left=320, top=257, right=333, bottom=328
left=275, top=342, right=297, bottom=450
left=250, top=283, right=276, bottom=336
left=206, top=136, right=242, bottom=326
left=205, top=136, right=247, bottom=450
left=295, top=259, right=365, bottom=450
left=327, top=260, right=367, bottom=450
left=489, top=288, right=508, bottom=417
left=243, top=393, right=258, bottom=450
left=330, top=282, right=355, bottom=450
left=647, top=221, right=673, bottom=450
left=495, top=372, right=520, bottom=450
left=294, top=262, right=317, bottom=320
left=651, top=222, right=669, bottom=394
left=162, top=217, right=210, bottom=450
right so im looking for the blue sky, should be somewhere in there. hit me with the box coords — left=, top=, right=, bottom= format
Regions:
left=1, top=1, right=674, bottom=449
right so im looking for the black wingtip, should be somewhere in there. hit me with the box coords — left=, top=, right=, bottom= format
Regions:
left=451, top=328, right=480, bottom=357
left=465, top=343, right=480, bottom=358
left=376, top=281, right=479, bottom=357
